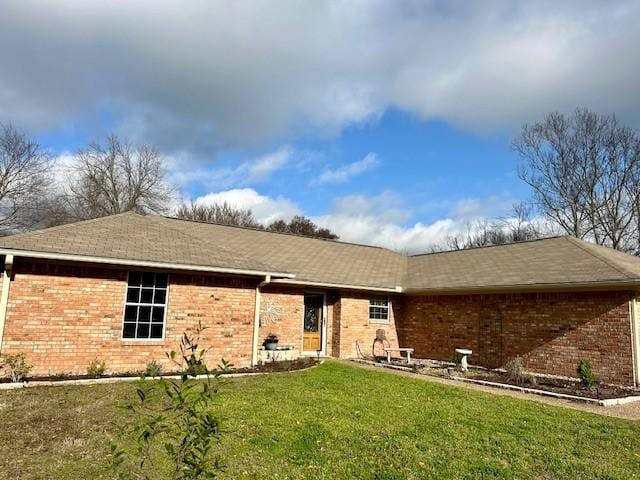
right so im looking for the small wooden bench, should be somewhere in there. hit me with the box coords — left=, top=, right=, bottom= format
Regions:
left=384, top=347, right=414, bottom=363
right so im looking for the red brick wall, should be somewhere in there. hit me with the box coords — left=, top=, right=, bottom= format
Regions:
left=334, top=292, right=401, bottom=359
left=1, top=261, right=257, bottom=376
left=4, top=260, right=634, bottom=385
left=399, top=291, right=635, bottom=385
left=259, top=286, right=304, bottom=350
left=258, top=286, right=337, bottom=356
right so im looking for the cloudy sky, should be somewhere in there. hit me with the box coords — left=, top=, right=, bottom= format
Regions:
left=1, top=1, right=639, bottom=252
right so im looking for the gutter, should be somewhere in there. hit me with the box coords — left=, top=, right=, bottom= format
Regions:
left=0, top=248, right=295, bottom=279
left=403, top=279, right=640, bottom=296
left=270, top=278, right=403, bottom=293
left=251, top=275, right=271, bottom=366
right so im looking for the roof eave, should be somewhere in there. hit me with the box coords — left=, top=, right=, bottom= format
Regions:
left=403, top=279, right=640, bottom=295
left=0, top=248, right=296, bottom=279
left=270, top=278, right=403, bottom=293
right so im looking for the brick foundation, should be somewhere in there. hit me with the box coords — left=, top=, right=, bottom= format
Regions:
left=399, top=291, right=635, bottom=385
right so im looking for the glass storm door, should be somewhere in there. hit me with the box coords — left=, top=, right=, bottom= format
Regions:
left=303, top=294, right=324, bottom=351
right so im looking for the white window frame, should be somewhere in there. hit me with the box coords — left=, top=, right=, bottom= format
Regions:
left=369, top=295, right=390, bottom=323
left=121, top=271, right=169, bottom=341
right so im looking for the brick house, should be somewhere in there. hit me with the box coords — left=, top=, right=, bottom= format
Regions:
left=0, top=212, right=639, bottom=386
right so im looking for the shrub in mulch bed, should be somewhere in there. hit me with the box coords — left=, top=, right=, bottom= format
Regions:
left=0, top=357, right=319, bottom=383
left=234, top=357, right=318, bottom=373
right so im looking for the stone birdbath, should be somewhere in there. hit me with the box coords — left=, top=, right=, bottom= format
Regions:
left=455, top=348, right=472, bottom=372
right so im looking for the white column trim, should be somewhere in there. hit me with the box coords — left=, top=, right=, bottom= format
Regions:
left=631, top=298, right=640, bottom=387
left=251, top=275, right=270, bottom=366
left=0, top=254, right=14, bottom=354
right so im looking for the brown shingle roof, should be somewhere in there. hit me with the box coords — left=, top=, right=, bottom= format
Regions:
left=405, top=236, right=640, bottom=292
left=0, top=213, right=282, bottom=275
left=1, top=212, right=640, bottom=292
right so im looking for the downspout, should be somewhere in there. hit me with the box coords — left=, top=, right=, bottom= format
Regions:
left=0, top=254, right=14, bottom=354
left=252, top=275, right=271, bottom=366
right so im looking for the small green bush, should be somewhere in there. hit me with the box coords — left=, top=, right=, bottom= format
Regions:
left=111, top=321, right=226, bottom=479
left=505, top=357, right=537, bottom=386
left=577, top=360, right=597, bottom=389
left=452, top=352, right=463, bottom=367
left=86, top=359, right=106, bottom=378
left=506, top=357, right=525, bottom=383
left=0, top=352, right=32, bottom=382
left=144, top=360, right=162, bottom=378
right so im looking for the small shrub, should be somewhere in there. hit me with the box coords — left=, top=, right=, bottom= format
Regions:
left=578, top=359, right=597, bottom=389
left=144, top=360, right=162, bottom=378
left=452, top=352, right=463, bottom=367
left=505, top=357, right=538, bottom=386
left=0, top=353, right=32, bottom=382
left=520, top=372, right=537, bottom=386
left=86, top=359, right=106, bottom=378
left=111, top=321, right=226, bottom=479
left=217, top=358, right=234, bottom=374
left=506, top=357, right=525, bottom=383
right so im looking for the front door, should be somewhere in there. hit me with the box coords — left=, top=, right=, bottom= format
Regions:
left=303, top=294, right=324, bottom=352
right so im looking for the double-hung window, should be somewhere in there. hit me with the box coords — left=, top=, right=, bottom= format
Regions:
left=122, top=272, right=168, bottom=339
left=369, top=295, right=390, bottom=323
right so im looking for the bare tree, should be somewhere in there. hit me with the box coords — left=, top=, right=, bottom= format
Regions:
left=446, top=203, right=545, bottom=251
left=515, top=110, right=596, bottom=239
left=506, top=201, right=542, bottom=242
left=0, top=124, right=52, bottom=233
left=267, top=215, right=339, bottom=240
left=63, top=134, right=174, bottom=220
left=175, top=201, right=261, bottom=228
left=515, top=108, right=640, bottom=251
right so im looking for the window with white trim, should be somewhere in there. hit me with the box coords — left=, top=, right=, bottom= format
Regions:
left=369, top=295, right=389, bottom=323
left=122, top=272, right=168, bottom=339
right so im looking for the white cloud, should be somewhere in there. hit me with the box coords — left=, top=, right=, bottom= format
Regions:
left=313, top=213, right=464, bottom=254
left=315, top=152, right=379, bottom=184
left=243, top=146, right=293, bottom=184
left=193, top=188, right=300, bottom=226
left=1, top=1, right=638, bottom=152
left=168, top=145, right=293, bottom=189
left=196, top=188, right=512, bottom=253
left=450, top=195, right=515, bottom=220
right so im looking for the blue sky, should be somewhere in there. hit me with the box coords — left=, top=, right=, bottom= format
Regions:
left=2, top=1, right=639, bottom=251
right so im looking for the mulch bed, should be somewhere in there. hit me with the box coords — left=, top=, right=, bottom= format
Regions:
left=463, top=370, right=640, bottom=400
left=381, top=359, right=640, bottom=400
left=1, top=357, right=319, bottom=383
left=232, top=357, right=318, bottom=374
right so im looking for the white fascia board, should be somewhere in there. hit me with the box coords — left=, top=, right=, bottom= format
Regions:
left=270, top=278, right=403, bottom=293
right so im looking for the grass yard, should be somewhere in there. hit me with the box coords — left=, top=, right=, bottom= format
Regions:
left=0, top=361, right=639, bottom=479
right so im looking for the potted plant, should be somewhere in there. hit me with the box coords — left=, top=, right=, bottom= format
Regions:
left=264, top=333, right=279, bottom=351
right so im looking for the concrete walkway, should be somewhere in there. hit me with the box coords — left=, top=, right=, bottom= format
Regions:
left=341, top=359, right=640, bottom=421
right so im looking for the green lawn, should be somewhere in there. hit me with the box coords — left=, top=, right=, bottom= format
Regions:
left=0, top=361, right=639, bottom=479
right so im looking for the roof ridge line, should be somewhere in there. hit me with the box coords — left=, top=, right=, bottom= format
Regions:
left=408, top=235, right=564, bottom=258
left=563, top=236, right=635, bottom=279
left=158, top=214, right=405, bottom=255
